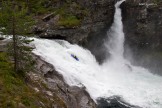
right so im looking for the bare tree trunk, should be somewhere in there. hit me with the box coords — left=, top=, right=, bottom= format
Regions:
left=12, top=10, right=17, bottom=73
left=26, top=0, right=30, bottom=14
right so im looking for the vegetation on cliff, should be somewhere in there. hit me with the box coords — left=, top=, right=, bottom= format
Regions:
left=0, top=1, right=67, bottom=107
left=0, top=52, right=67, bottom=108
left=0, top=0, right=35, bottom=73
left=153, top=0, right=162, bottom=4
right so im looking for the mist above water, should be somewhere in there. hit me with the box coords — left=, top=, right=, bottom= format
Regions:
left=32, top=0, right=162, bottom=107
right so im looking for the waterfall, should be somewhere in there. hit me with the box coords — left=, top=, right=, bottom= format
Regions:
left=102, top=0, right=131, bottom=72
left=102, top=0, right=132, bottom=74
left=105, top=0, right=125, bottom=61
left=32, top=0, right=162, bottom=108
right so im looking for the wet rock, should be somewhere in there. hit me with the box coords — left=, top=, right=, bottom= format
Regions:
left=45, top=91, right=53, bottom=97
left=0, top=37, right=5, bottom=40
left=33, top=55, right=96, bottom=108
left=97, top=96, right=141, bottom=108
left=0, top=39, right=9, bottom=52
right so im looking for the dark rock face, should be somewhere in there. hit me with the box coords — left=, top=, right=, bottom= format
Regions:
left=97, top=96, right=141, bottom=108
left=123, top=0, right=162, bottom=51
left=33, top=55, right=96, bottom=108
left=75, top=0, right=115, bottom=63
left=121, top=0, right=162, bottom=74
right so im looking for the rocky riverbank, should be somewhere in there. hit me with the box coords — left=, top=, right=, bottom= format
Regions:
left=31, top=55, right=96, bottom=108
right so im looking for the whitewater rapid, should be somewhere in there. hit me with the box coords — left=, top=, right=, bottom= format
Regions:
left=32, top=0, right=162, bottom=108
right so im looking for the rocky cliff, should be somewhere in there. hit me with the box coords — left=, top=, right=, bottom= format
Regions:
left=30, top=55, right=96, bottom=108
left=121, top=0, right=162, bottom=74
left=123, top=0, right=162, bottom=51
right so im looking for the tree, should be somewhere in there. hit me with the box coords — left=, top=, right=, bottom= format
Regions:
left=0, top=0, right=35, bottom=74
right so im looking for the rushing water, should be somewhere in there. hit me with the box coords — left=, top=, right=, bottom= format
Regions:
left=32, top=0, right=162, bottom=108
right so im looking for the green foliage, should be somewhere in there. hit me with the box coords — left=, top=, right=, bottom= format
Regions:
left=0, top=0, right=35, bottom=35
left=54, top=3, right=82, bottom=28
left=0, top=0, right=35, bottom=74
left=53, top=1, right=89, bottom=28
left=0, top=0, right=52, bottom=16
left=21, top=97, right=31, bottom=106
left=27, top=0, right=50, bottom=15
left=58, top=15, right=81, bottom=27
left=153, top=0, right=162, bottom=4
left=0, top=54, right=38, bottom=107
left=7, top=37, right=35, bottom=75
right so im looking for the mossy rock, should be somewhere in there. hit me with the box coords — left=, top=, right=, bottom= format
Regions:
left=58, top=15, right=81, bottom=28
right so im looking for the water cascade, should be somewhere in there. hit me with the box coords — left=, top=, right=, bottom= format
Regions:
left=32, top=0, right=162, bottom=107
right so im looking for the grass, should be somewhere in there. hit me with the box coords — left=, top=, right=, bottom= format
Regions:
left=54, top=4, right=81, bottom=28
left=0, top=52, right=36, bottom=107
left=53, top=1, right=89, bottom=28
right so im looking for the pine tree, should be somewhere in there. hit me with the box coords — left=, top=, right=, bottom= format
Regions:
left=0, top=0, right=35, bottom=74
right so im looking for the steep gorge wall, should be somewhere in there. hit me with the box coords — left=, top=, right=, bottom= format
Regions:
left=123, top=0, right=162, bottom=51
left=122, top=0, right=162, bottom=74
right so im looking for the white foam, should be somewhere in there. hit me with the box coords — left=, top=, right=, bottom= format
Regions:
left=32, top=38, right=162, bottom=108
